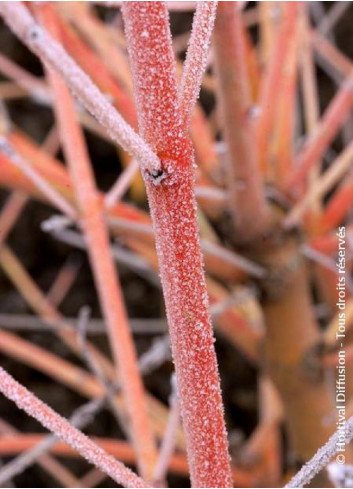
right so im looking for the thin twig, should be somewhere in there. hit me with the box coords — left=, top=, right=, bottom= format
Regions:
left=285, top=70, right=353, bottom=194
left=105, top=159, right=139, bottom=208
left=0, top=396, right=106, bottom=486
left=153, top=375, right=180, bottom=486
left=0, top=367, right=148, bottom=488
left=47, top=254, right=82, bottom=307
left=35, top=4, right=158, bottom=479
left=0, top=190, right=28, bottom=245
left=76, top=305, right=126, bottom=431
left=318, top=2, right=351, bottom=37
left=284, top=140, right=353, bottom=228
left=285, top=415, right=353, bottom=488
left=0, top=52, right=49, bottom=104
left=201, top=240, right=267, bottom=279
left=0, top=313, right=167, bottom=335
left=180, top=1, right=217, bottom=128
left=138, top=335, right=171, bottom=376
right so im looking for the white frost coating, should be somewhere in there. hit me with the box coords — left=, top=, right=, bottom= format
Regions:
left=285, top=415, right=353, bottom=488
left=180, top=1, right=217, bottom=129
left=0, top=2, right=161, bottom=175
left=122, top=3, right=232, bottom=486
left=0, top=367, right=148, bottom=488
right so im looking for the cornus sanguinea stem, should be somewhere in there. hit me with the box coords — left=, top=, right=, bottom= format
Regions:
left=0, top=367, right=148, bottom=488
left=213, top=2, right=270, bottom=242
left=255, top=2, right=301, bottom=175
left=285, top=69, right=353, bottom=195
left=284, top=139, right=353, bottom=228
left=34, top=4, right=157, bottom=482
left=0, top=2, right=161, bottom=176
left=180, top=1, right=217, bottom=129
left=122, top=3, right=232, bottom=487
left=105, top=159, right=140, bottom=208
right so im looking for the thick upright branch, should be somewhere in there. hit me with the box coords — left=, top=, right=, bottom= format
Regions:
left=122, top=3, right=232, bottom=487
left=213, top=2, right=270, bottom=243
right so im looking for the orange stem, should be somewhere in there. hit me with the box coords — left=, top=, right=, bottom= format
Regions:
left=35, top=4, right=157, bottom=481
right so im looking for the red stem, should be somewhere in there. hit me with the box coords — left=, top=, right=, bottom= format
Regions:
left=0, top=368, right=148, bottom=488
left=317, top=178, right=353, bottom=234
left=213, top=2, right=270, bottom=241
left=122, top=3, right=232, bottom=487
left=285, top=71, right=353, bottom=195
left=255, top=2, right=301, bottom=175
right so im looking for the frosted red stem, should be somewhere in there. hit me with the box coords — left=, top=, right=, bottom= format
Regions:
left=0, top=367, right=148, bottom=488
left=122, top=3, right=232, bottom=487
left=180, top=1, right=217, bottom=129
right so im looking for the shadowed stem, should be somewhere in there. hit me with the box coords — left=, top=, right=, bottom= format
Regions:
left=213, top=2, right=270, bottom=242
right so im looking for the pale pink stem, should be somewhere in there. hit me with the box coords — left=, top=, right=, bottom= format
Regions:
left=255, top=2, right=301, bottom=173
left=0, top=191, right=28, bottom=245
left=180, top=1, right=217, bottom=128
left=153, top=378, right=180, bottom=486
left=213, top=2, right=270, bottom=241
left=0, top=137, right=77, bottom=220
left=0, top=2, right=161, bottom=175
left=0, top=52, right=49, bottom=103
left=0, top=367, right=148, bottom=488
left=105, top=159, right=140, bottom=208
